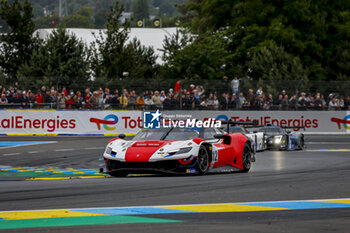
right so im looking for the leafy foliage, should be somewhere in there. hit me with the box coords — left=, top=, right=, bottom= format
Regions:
left=177, top=0, right=350, bottom=81
left=0, top=0, right=40, bottom=82
left=161, top=30, right=231, bottom=80
left=91, top=1, right=158, bottom=90
left=18, top=27, right=90, bottom=90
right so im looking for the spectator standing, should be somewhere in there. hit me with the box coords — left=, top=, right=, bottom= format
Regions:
left=98, top=90, right=104, bottom=109
left=267, top=94, right=274, bottom=108
left=160, top=91, right=166, bottom=103
left=298, top=93, right=308, bottom=110
left=163, top=94, right=172, bottom=110
left=103, top=95, right=112, bottom=110
left=144, top=95, right=153, bottom=110
left=119, top=93, right=128, bottom=109
left=66, top=95, right=74, bottom=109
left=110, top=92, right=120, bottom=109
left=57, top=92, right=67, bottom=109
left=228, top=94, right=237, bottom=109
left=62, top=87, right=68, bottom=96
left=281, top=95, right=289, bottom=110
left=128, top=91, right=137, bottom=109
left=19, top=91, right=29, bottom=108
left=207, top=93, right=214, bottom=110
left=281, top=90, right=287, bottom=98
left=175, top=80, right=181, bottom=94
left=136, top=93, right=145, bottom=110
left=313, top=95, right=323, bottom=110
left=220, top=93, right=230, bottom=110
left=338, top=96, right=345, bottom=110
left=103, top=88, right=110, bottom=99
left=230, top=76, right=239, bottom=95
left=74, top=91, right=84, bottom=109
left=256, top=87, right=263, bottom=96
left=0, top=93, right=8, bottom=107
left=35, top=90, right=44, bottom=107
left=238, top=92, right=246, bottom=109
left=152, top=91, right=162, bottom=109
left=289, top=95, right=297, bottom=110
left=89, top=91, right=99, bottom=110
left=328, top=98, right=339, bottom=110
left=344, top=96, right=350, bottom=109
left=222, top=76, right=231, bottom=94
left=213, top=95, right=220, bottom=110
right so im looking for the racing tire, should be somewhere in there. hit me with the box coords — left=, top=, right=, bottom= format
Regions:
left=242, top=143, right=252, bottom=172
left=280, top=135, right=288, bottom=151
left=109, top=171, right=128, bottom=177
left=298, top=137, right=305, bottom=150
left=196, top=145, right=209, bottom=175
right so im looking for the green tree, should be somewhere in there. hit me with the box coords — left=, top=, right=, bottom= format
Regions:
left=159, top=0, right=175, bottom=17
left=63, top=6, right=94, bottom=28
left=178, top=0, right=350, bottom=81
left=161, top=30, right=231, bottom=81
left=0, top=0, right=40, bottom=82
left=132, top=0, right=149, bottom=20
left=248, top=43, right=308, bottom=80
left=94, top=9, right=107, bottom=28
left=18, top=27, right=90, bottom=90
left=63, top=14, right=94, bottom=28
left=91, top=1, right=158, bottom=89
left=34, top=15, right=60, bottom=29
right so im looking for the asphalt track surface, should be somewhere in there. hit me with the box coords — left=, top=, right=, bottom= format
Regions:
left=0, top=135, right=350, bottom=232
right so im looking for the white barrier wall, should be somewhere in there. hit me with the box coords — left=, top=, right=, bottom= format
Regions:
left=0, top=110, right=349, bottom=135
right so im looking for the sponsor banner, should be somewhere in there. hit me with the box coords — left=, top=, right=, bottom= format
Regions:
left=162, top=111, right=348, bottom=134
left=0, top=110, right=348, bottom=135
left=0, top=110, right=143, bottom=135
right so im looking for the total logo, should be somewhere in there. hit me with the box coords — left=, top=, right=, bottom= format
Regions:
left=90, top=114, right=119, bottom=130
left=90, top=114, right=143, bottom=130
left=331, top=115, right=350, bottom=130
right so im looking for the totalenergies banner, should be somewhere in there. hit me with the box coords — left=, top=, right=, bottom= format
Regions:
left=0, top=110, right=142, bottom=135
left=0, top=110, right=349, bottom=135
left=173, top=111, right=349, bottom=134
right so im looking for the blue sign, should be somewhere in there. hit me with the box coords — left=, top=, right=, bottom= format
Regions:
left=143, top=110, right=161, bottom=129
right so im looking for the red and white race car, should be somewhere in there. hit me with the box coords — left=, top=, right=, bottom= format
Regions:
left=101, top=127, right=255, bottom=176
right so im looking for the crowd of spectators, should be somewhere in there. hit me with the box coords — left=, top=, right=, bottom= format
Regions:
left=0, top=79, right=349, bottom=111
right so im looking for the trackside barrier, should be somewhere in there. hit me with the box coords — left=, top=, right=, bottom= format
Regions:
left=0, top=110, right=349, bottom=135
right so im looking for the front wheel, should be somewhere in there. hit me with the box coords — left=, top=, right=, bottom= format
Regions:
left=298, top=136, right=305, bottom=150
left=242, top=143, right=252, bottom=172
left=196, top=145, right=209, bottom=175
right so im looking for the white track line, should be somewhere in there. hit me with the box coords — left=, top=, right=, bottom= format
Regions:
left=2, top=153, right=21, bottom=156
left=0, top=141, right=57, bottom=150
left=54, top=149, right=75, bottom=152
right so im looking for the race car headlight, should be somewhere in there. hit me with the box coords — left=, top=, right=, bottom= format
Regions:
left=168, top=147, right=192, bottom=155
left=274, top=136, right=282, bottom=144
left=105, top=147, right=112, bottom=155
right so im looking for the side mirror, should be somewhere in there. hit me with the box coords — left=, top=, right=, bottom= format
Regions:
left=286, top=131, right=291, bottom=134
left=214, top=134, right=225, bottom=139
left=253, top=130, right=257, bottom=133
left=118, top=133, right=126, bottom=139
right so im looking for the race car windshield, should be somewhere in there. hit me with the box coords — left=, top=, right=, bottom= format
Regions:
left=259, top=127, right=282, bottom=133
left=133, top=128, right=169, bottom=140
left=163, top=128, right=199, bottom=140
left=230, top=127, right=246, bottom=133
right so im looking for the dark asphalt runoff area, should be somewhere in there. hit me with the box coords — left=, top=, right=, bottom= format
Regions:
left=0, top=135, right=350, bottom=232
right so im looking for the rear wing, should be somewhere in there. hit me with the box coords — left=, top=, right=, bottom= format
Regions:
left=221, top=120, right=259, bottom=134
left=253, top=124, right=306, bottom=131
